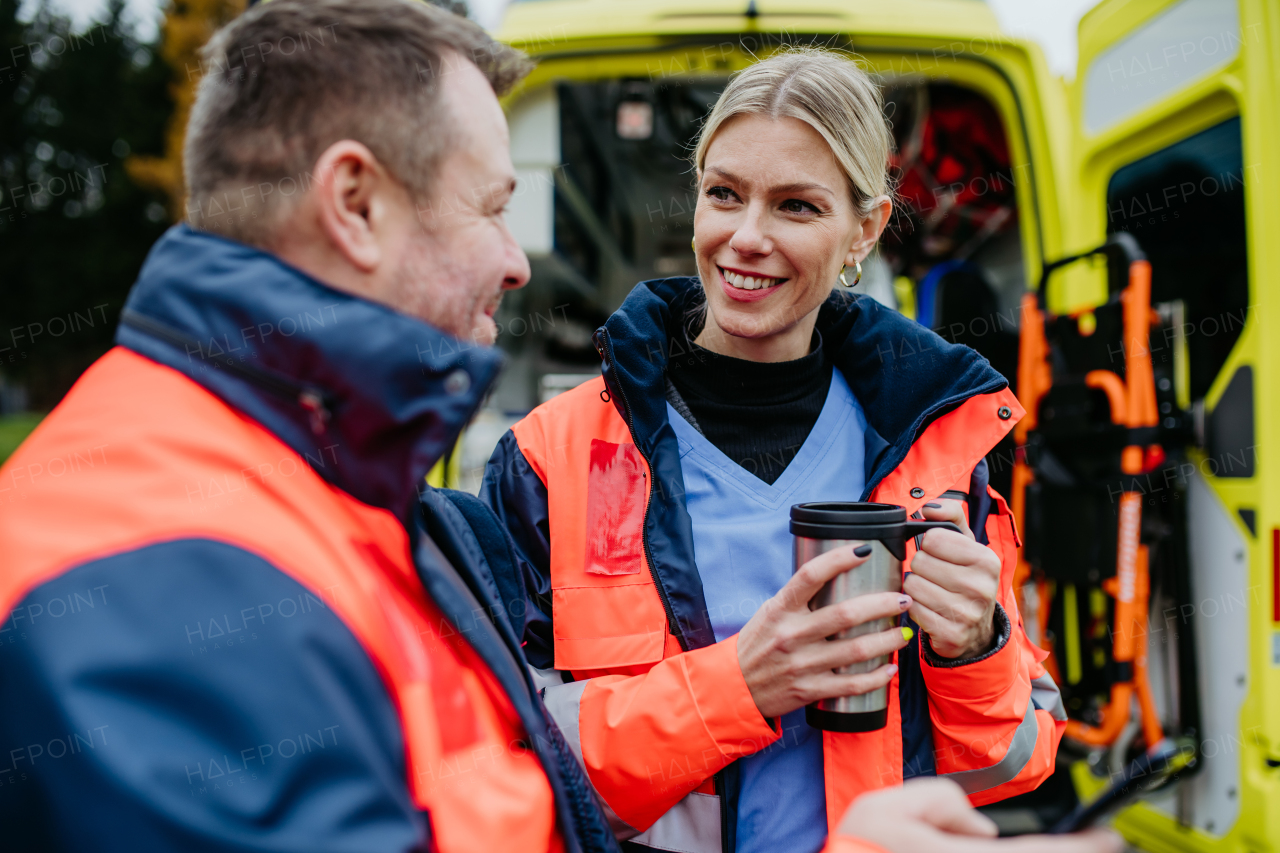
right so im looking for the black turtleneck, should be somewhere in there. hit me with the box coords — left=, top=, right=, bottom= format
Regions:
left=666, top=328, right=833, bottom=485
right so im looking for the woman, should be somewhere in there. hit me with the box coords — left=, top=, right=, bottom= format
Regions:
left=481, top=48, right=1064, bottom=853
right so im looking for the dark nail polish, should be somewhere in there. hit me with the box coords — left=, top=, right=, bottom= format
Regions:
left=853, top=544, right=872, bottom=558
left=925, top=502, right=942, bottom=508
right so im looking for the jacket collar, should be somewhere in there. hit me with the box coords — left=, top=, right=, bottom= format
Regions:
left=116, top=224, right=502, bottom=525
left=595, top=276, right=1009, bottom=497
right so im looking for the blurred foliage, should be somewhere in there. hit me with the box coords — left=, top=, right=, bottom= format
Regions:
left=2, top=0, right=476, bottom=413
left=126, top=0, right=245, bottom=217
left=0, top=0, right=172, bottom=411
left=0, top=411, right=41, bottom=462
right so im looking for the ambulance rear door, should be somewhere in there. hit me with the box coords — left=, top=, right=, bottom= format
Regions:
left=1066, top=0, right=1279, bottom=848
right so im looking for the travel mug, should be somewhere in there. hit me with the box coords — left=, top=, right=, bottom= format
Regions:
left=790, top=501, right=962, bottom=732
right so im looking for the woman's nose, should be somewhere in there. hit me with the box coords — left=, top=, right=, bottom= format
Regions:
left=729, top=205, right=771, bottom=256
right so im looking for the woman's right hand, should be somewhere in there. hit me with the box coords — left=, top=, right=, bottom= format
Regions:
left=736, top=545, right=913, bottom=720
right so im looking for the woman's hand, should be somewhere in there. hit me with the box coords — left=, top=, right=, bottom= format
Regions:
left=835, top=778, right=1124, bottom=853
left=904, top=499, right=1001, bottom=660
left=737, top=545, right=912, bottom=720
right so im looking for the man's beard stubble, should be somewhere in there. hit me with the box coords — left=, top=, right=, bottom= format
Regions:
left=390, top=235, right=501, bottom=345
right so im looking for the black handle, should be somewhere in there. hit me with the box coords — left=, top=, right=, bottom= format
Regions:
left=902, top=521, right=964, bottom=539
left=882, top=521, right=965, bottom=560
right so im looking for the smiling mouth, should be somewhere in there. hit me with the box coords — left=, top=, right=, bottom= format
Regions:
left=718, top=266, right=786, bottom=292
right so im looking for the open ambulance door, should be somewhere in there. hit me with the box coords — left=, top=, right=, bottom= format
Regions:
left=1016, top=0, right=1279, bottom=848
left=493, top=1, right=1076, bottom=488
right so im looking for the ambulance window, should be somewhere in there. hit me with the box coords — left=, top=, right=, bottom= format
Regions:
left=1082, top=0, right=1241, bottom=134
left=1105, top=117, right=1247, bottom=404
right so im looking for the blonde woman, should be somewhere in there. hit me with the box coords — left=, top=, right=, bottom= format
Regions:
left=481, top=48, right=1065, bottom=853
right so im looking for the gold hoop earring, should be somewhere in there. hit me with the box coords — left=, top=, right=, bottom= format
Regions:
left=839, top=261, right=863, bottom=288
left=691, top=237, right=696, bottom=252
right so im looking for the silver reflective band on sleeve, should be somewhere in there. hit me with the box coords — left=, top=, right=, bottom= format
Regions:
left=631, top=791, right=723, bottom=853
left=530, top=664, right=568, bottom=693
left=1030, top=673, right=1067, bottom=722
left=940, top=697, right=1038, bottom=795
left=535, top=670, right=641, bottom=840
left=540, top=677, right=588, bottom=759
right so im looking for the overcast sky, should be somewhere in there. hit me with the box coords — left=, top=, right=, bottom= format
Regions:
left=24, top=0, right=1099, bottom=79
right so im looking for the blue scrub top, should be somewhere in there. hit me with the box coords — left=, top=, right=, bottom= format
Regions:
left=669, top=368, right=868, bottom=853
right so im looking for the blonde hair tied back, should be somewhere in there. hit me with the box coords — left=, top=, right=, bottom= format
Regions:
left=692, top=46, right=892, bottom=219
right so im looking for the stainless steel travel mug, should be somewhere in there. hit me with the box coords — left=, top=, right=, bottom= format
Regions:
left=790, top=502, right=961, bottom=732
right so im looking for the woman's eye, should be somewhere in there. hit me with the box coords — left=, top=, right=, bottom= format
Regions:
left=781, top=198, right=819, bottom=214
left=706, top=186, right=735, bottom=202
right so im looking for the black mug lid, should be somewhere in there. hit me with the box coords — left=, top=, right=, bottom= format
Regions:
left=790, top=502, right=906, bottom=525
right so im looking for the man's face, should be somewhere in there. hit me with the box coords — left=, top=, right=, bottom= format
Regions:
left=390, top=56, right=530, bottom=345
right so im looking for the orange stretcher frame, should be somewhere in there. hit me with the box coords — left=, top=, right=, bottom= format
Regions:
left=1012, top=234, right=1164, bottom=750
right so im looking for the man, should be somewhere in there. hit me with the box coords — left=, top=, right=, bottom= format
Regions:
left=0, top=0, right=1121, bottom=850
left=0, top=1, right=614, bottom=850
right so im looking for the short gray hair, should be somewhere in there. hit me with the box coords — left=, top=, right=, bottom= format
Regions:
left=184, top=0, right=532, bottom=244
left=693, top=46, right=892, bottom=218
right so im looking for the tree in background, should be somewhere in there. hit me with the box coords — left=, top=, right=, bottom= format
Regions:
left=1, top=0, right=474, bottom=418
left=0, top=0, right=171, bottom=411
left=126, top=0, right=244, bottom=216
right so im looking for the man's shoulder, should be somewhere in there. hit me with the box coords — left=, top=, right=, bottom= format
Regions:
left=0, top=535, right=423, bottom=851
left=0, top=345, right=392, bottom=618
left=0, top=350, right=425, bottom=849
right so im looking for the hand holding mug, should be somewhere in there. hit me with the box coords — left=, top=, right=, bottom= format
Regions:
left=737, top=544, right=912, bottom=720
left=904, top=499, right=1002, bottom=660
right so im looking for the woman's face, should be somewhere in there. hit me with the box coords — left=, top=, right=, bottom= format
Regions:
left=693, top=113, right=889, bottom=361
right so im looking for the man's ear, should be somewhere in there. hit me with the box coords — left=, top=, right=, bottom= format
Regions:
left=845, top=195, right=894, bottom=267
left=311, top=140, right=393, bottom=273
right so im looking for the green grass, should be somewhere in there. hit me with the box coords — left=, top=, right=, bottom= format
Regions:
left=0, top=413, right=44, bottom=464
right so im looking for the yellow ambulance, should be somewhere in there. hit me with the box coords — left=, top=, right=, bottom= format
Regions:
left=487, top=1, right=1278, bottom=851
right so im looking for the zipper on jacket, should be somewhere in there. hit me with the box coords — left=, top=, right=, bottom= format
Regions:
left=121, top=309, right=334, bottom=434
left=715, top=769, right=731, bottom=853
left=596, top=328, right=683, bottom=649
